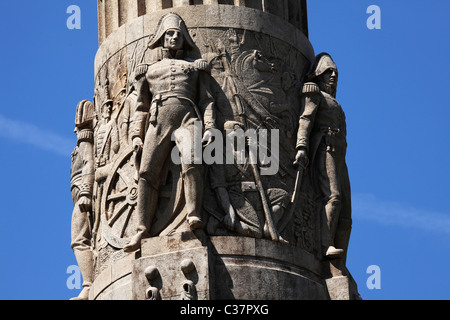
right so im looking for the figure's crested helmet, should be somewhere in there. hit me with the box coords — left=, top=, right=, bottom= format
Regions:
left=148, top=13, right=196, bottom=50
left=75, top=100, right=94, bottom=129
left=308, top=53, right=338, bottom=80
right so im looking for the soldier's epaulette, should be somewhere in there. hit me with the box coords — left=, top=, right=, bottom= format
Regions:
left=194, top=59, right=211, bottom=74
left=134, top=64, right=149, bottom=79
left=302, top=82, right=321, bottom=95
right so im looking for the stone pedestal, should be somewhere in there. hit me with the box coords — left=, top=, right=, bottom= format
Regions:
left=89, top=231, right=361, bottom=300
left=89, top=252, right=135, bottom=300
left=132, top=231, right=211, bottom=300
left=326, top=276, right=361, bottom=300
left=209, top=235, right=328, bottom=299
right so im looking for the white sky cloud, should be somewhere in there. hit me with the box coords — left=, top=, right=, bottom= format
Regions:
left=0, top=114, right=73, bottom=157
left=352, top=193, right=450, bottom=236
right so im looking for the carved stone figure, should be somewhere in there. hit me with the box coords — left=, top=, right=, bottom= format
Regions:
left=294, top=53, right=352, bottom=260
left=95, top=99, right=119, bottom=170
left=206, top=121, right=289, bottom=242
left=70, top=100, right=95, bottom=300
left=123, top=13, right=216, bottom=252
left=70, top=2, right=360, bottom=300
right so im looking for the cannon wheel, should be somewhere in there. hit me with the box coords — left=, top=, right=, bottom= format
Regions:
left=100, top=146, right=138, bottom=249
left=100, top=145, right=186, bottom=248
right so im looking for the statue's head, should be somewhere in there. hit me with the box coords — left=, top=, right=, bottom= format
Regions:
left=224, top=120, right=244, bottom=132
left=148, top=13, right=195, bottom=51
left=101, top=100, right=113, bottom=121
left=163, top=28, right=184, bottom=51
left=308, top=53, right=338, bottom=97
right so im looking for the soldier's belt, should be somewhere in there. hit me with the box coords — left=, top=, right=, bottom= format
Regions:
left=228, top=181, right=258, bottom=192
left=323, top=127, right=342, bottom=135
left=315, top=127, right=343, bottom=137
left=319, top=127, right=345, bottom=153
left=149, top=93, right=199, bottom=124
left=151, top=93, right=196, bottom=105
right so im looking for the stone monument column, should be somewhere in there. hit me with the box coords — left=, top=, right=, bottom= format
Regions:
left=69, top=0, right=360, bottom=300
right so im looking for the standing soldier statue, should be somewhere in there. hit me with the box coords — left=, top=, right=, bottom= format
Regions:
left=294, top=53, right=352, bottom=260
left=70, top=100, right=95, bottom=300
left=124, top=13, right=216, bottom=252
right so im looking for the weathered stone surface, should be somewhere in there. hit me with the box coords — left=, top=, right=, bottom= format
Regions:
left=209, top=236, right=328, bottom=299
left=326, top=276, right=361, bottom=300
left=70, top=1, right=359, bottom=300
left=89, top=253, right=135, bottom=300
left=97, top=0, right=309, bottom=45
left=132, top=234, right=210, bottom=300
left=95, top=232, right=330, bottom=300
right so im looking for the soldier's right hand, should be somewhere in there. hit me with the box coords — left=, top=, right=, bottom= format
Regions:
left=293, top=149, right=308, bottom=168
left=133, top=137, right=143, bottom=153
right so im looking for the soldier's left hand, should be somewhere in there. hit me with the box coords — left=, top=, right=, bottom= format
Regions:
left=202, top=130, right=214, bottom=147
left=78, top=195, right=92, bottom=213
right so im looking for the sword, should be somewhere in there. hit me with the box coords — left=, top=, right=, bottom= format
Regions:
left=277, top=161, right=307, bottom=233
left=247, top=139, right=279, bottom=242
left=133, top=149, right=141, bottom=182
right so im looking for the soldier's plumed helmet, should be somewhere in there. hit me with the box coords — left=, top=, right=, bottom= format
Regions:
left=75, top=100, right=94, bottom=129
left=148, top=13, right=196, bottom=50
left=307, top=52, right=338, bottom=81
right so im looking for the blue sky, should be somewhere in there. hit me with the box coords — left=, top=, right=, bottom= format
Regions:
left=0, top=1, right=448, bottom=300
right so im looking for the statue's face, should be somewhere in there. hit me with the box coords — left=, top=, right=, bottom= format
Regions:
left=319, top=68, right=338, bottom=90
left=164, top=29, right=184, bottom=51
left=102, top=103, right=111, bottom=120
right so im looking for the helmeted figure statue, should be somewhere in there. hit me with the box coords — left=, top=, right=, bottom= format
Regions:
left=124, top=13, right=216, bottom=252
left=294, top=53, right=352, bottom=260
left=94, top=99, right=119, bottom=170
left=70, top=100, right=95, bottom=300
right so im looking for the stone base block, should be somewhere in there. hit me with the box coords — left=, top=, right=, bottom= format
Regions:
left=90, top=231, right=359, bottom=300
left=325, top=276, right=361, bottom=300
left=209, top=235, right=328, bottom=300
left=132, top=231, right=210, bottom=300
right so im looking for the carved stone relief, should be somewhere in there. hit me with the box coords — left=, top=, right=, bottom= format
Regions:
left=70, top=10, right=355, bottom=300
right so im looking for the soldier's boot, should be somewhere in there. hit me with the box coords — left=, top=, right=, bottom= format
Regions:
left=324, top=198, right=345, bottom=259
left=124, top=179, right=158, bottom=253
left=334, top=218, right=352, bottom=263
left=70, top=249, right=93, bottom=300
left=325, top=246, right=344, bottom=258
left=183, top=166, right=204, bottom=230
